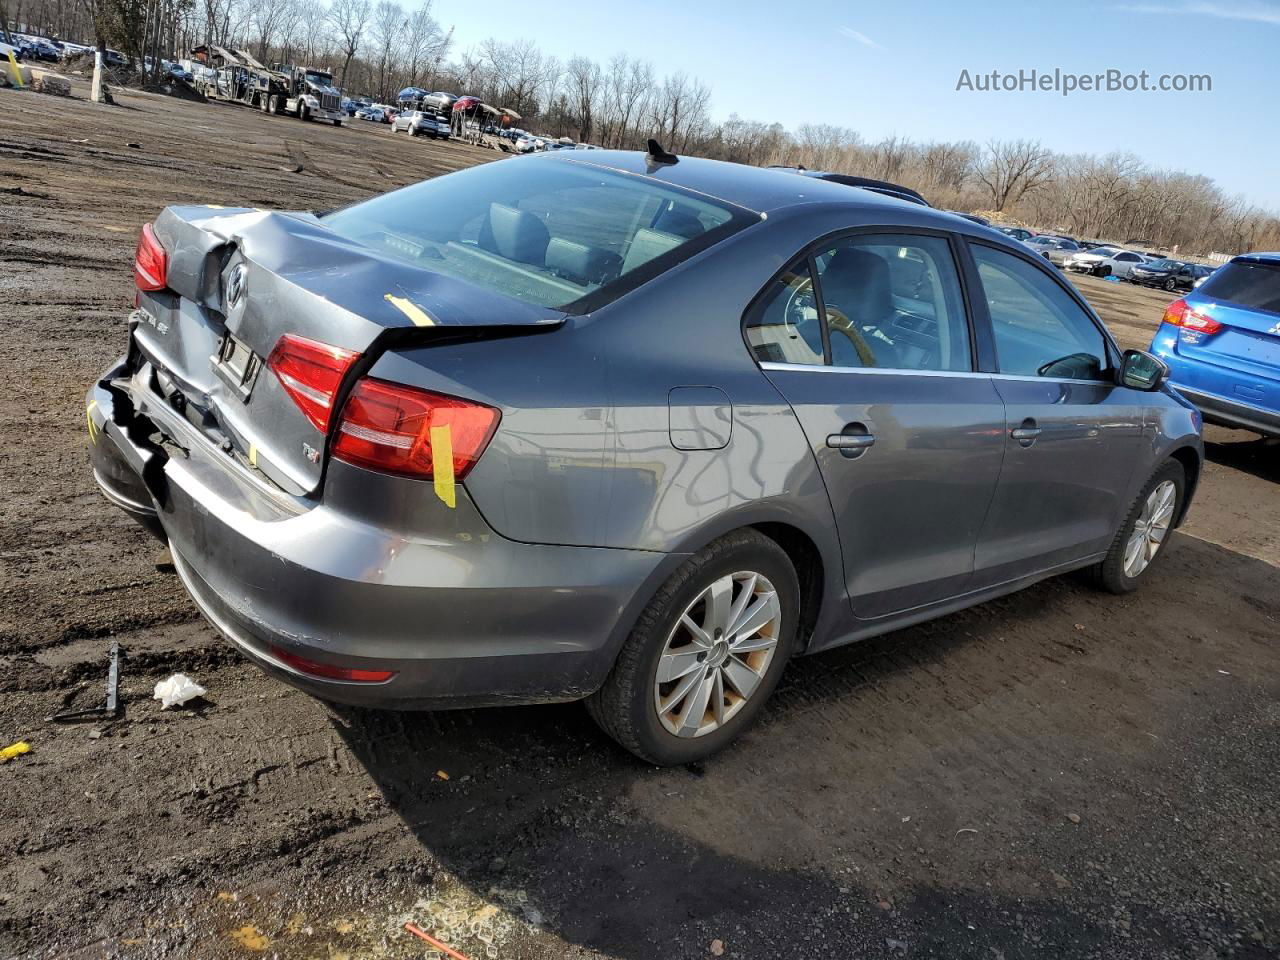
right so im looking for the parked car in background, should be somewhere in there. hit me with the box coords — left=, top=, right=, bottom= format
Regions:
left=1024, top=236, right=1083, bottom=267
left=1150, top=253, right=1280, bottom=437
left=1193, top=267, right=1218, bottom=289
left=1065, top=246, right=1150, bottom=279
left=357, top=108, right=385, bottom=122
left=1129, top=259, right=1212, bottom=292
left=997, top=226, right=1037, bottom=241
left=514, top=135, right=537, bottom=153
left=88, top=152, right=1202, bottom=764
left=948, top=211, right=990, bottom=226
left=392, top=110, right=444, bottom=138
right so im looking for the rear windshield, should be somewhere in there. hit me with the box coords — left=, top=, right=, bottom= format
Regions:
left=322, top=157, right=757, bottom=312
left=1198, top=261, right=1280, bottom=315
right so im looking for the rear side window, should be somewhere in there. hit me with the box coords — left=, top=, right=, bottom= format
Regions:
left=323, top=158, right=755, bottom=312
left=746, top=233, right=972, bottom=372
left=971, top=244, right=1110, bottom=380
left=1198, top=261, right=1280, bottom=314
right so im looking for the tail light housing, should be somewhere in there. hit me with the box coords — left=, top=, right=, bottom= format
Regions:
left=134, top=223, right=168, bottom=291
left=267, top=334, right=360, bottom=432
left=1163, top=298, right=1222, bottom=334
left=268, top=644, right=394, bottom=683
left=333, top=378, right=500, bottom=481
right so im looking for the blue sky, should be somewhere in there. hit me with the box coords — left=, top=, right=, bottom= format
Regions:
left=443, top=0, right=1279, bottom=209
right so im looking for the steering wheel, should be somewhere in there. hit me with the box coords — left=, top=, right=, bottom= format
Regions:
left=824, top=305, right=879, bottom=367
left=781, top=279, right=878, bottom=367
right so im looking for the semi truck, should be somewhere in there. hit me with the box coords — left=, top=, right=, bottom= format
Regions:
left=189, top=46, right=343, bottom=125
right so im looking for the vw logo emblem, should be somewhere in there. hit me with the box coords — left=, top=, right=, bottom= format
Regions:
left=226, top=264, right=247, bottom=308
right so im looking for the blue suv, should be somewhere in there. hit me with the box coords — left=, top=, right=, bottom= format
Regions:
left=1150, top=253, right=1280, bottom=437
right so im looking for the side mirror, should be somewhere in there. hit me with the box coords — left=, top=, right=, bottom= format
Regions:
left=1119, top=349, right=1169, bottom=391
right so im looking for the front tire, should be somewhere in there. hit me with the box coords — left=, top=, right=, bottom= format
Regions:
left=1090, top=460, right=1184, bottom=594
left=1164, top=277, right=1177, bottom=291
left=587, top=530, right=799, bottom=765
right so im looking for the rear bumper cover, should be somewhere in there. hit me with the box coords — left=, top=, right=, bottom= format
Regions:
left=87, top=358, right=675, bottom=709
left=1173, top=385, right=1280, bottom=437
left=1151, top=327, right=1280, bottom=438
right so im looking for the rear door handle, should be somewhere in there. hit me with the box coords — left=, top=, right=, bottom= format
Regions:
left=1010, top=418, right=1042, bottom=446
left=827, top=434, right=876, bottom=450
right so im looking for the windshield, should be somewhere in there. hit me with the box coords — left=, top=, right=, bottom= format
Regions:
left=305, top=70, right=333, bottom=86
left=323, top=157, right=757, bottom=312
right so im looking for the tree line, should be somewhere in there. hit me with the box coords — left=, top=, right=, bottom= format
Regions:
left=8, top=0, right=1277, bottom=254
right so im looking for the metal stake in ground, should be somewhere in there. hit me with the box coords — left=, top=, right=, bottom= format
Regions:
left=50, top=641, right=121, bottom=722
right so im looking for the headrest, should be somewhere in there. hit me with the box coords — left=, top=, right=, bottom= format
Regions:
left=479, top=203, right=550, bottom=265
left=652, top=207, right=704, bottom=240
left=821, top=247, right=893, bottom=325
left=545, top=238, right=621, bottom=286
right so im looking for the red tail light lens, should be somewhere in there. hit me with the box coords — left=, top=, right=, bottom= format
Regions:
left=1163, top=298, right=1222, bottom=334
left=266, top=334, right=360, bottom=433
left=269, top=644, right=394, bottom=683
left=134, top=223, right=168, bottom=291
left=333, top=378, right=500, bottom=480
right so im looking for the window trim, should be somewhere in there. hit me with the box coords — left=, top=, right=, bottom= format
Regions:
left=740, top=225, right=981, bottom=375
left=963, top=237, right=1123, bottom=381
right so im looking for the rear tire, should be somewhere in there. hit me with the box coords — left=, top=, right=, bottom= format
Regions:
left=1090, top=460, right=1184, bottom=594
left=586, top=530, right=799, bottom=765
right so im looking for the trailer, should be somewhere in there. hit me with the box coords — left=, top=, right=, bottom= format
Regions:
left=395, top=88, right=455, bottom=138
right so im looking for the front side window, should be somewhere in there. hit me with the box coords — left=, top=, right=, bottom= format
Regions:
left=972, top=244, right=1110, bottom=380
left=324, top=158, right=755, bottom=311
left=812, top=234, right=971, bottom=371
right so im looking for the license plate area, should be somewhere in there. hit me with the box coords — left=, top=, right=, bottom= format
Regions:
left=213, top=333, right=263, bottom=399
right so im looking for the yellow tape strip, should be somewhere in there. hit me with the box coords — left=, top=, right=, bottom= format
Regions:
left=384, top=293, right=435, bottom=327
left=0, top=741, right=31, bottom=763
left=429, top=424, right=456, bottom=509
left=5, top=50, right=23, bottom=88
left=86, top=399, right=98, bottom=444
left=248, top=444, right=258, bottom=468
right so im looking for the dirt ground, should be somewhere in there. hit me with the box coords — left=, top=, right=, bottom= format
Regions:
left=1, top=80, right=1277, bottom=960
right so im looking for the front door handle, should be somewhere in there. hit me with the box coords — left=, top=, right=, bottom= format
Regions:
left=1010, top=418, right=1042, bottom=446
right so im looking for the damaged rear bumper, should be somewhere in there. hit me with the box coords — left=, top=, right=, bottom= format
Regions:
left=87, top=357, right=673, bottom=709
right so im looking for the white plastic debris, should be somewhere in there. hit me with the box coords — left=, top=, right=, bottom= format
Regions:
left=153, top=673, right=206, bottom=709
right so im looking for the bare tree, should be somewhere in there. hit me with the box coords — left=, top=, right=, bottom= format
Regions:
left=327, top=0, right=370, bottom=89
left=976, top=139, right=1055, bottom=211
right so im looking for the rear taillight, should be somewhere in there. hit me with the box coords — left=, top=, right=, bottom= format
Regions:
left=1162, top=298, right=1222, bottom=334
left=266, top=334, right=360, bottom=432
left=332, top=378, right=500, bottom=481
left=134, top=222, right=168, bottom=291
left=269, top=644, right=394, bottom=683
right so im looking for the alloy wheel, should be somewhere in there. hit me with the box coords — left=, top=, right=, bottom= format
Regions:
left=653, top=571, right=781, bottom=738
left=1123, top=480, right=1176, bottom=578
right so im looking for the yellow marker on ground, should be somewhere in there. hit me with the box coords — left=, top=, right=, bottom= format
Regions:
left=429, top=424, right=456, bottom=508
left=4, top=49, right=23, bottom=88
left=1, top=741, right=31, bottom=763
left=384, top=293, right=435, bottom=327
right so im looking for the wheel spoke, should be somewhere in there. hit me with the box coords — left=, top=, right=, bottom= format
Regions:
left=711, top=668, right=726, bottom=727
left=730, top=633, right=779, bottom=654
left=660, top=665, right=706, bottom=717
left=679, top=614, right=714, bottom=649
left=676, top=671, right=716, bottom=737
left=657, top=648, right=705, bottom=684
left=725, top=573, right=758, bottom=638
left=704, top=575, right=734, bottom=637
left=721, top=656, right=761, bottom=700
left=729, top=591, right=779, bottom=643
left=1124, top=531, right=1146, bottom=576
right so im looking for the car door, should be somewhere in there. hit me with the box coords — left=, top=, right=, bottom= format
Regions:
left=745, top=230, right=1006, bottom=620
left=964, top=241, right=1147, bottom=585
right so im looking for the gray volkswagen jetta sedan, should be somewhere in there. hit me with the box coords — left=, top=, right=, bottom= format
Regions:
left=88, top=150, right=1203, bottom=764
